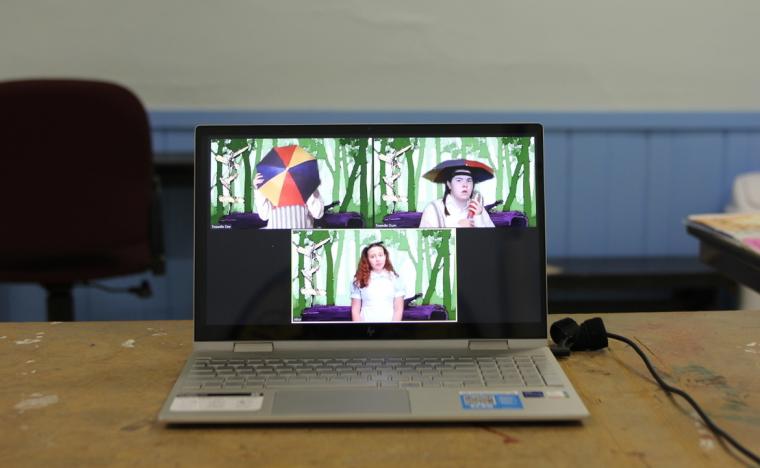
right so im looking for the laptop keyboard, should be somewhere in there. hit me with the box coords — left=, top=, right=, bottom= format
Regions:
left=181, top=355, right=563, bottom=391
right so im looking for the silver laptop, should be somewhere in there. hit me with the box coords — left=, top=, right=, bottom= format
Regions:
left=158, top=123, right=589, bottom=423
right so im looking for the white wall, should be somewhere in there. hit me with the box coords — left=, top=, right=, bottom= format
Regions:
left=1, top=0, right=758, bottom=111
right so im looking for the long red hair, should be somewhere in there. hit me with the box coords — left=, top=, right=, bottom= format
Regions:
left=353, top=242, right=397, bottom=288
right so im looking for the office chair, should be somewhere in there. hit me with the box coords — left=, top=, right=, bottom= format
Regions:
left=0, top=79, right=165, bottom=321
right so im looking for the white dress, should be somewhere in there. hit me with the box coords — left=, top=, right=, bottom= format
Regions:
left=419, top=198, right=495, bottom=228
left=350, top=271, right=405, bottom=322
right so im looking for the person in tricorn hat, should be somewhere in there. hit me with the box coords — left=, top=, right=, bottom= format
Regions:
left=419, top=159, right=495, bottom=228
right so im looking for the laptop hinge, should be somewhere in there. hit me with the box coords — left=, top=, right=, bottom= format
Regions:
left=468, top=340, right=509, bottom=351
left=233, top=342, right=274, bottom=353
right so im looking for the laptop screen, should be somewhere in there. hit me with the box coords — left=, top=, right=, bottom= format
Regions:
left=195, top=124, right=546, bottom=341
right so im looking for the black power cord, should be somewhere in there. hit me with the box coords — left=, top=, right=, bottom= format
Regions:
left=607, top=332, right=760, bottom=465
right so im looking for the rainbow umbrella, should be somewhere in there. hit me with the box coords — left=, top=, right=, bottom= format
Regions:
left=422, top=159, right=494, bottom=183
left=256, top=145, right=321, bottom=207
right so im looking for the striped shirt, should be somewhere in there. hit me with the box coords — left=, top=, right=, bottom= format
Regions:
left=254, top=191, right=325, bottom=229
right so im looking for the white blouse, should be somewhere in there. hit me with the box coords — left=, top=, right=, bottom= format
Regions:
left=350, top=270, right=405, bottom=322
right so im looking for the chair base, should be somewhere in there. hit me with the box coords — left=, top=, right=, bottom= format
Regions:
left=45, top=283, right=74, bottom=322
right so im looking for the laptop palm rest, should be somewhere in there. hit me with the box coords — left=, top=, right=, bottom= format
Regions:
left=272, top=389, right=411, bottom=414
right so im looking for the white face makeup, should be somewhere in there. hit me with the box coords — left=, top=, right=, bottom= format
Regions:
left=367, top=246, right=387, bottom=272
left=446, top=175, right=474, bottom=202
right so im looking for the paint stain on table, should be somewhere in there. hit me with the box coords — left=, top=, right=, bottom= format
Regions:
left=480, top=426, right=520, bottom=444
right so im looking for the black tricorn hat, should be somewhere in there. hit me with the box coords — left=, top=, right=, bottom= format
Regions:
left=422, top=159, right=495, bottom=183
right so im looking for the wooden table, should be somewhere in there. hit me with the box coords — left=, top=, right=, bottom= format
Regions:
left=1, top=312, right=759, bottom=467
left=687, top=220, right=760, bottom=293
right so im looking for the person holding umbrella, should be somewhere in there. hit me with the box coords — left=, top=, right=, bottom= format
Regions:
left=419, top=159, right=496, bottom=228
left=254, top=145, right=325, bottom=229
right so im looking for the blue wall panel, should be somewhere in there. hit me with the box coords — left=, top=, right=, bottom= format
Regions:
left=561, top=132, right=650, bottom=257
left=606, top=133, right=649, bottom=257
left=164, top=130, right=195, bottom=154
left=0, top=284, right=46, bottom=322
left=163, top=185, right=194, bottom=259
left=645, top=133, right=674, bottom=255
left=150, top=129, right=167, bottom=158
left=80, top=273, right=167, bottom=321
left=166, top=258, right=193, bottom=320
left=567, top=133, right=610, bottom=256
left=543, top=132, right=570, bottom=257
left=646, top=132, right=727, bottom=255
left=724, top=133, right=760, bottom=206
left=670, top=133, right=724, bottom=255
left=3, top=112, right=760, bottom=321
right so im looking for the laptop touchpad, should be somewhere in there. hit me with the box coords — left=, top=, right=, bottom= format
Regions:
left=272, top=389, right=411, bottom=414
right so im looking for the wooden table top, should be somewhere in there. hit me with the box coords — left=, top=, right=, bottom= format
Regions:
left=1, top=311, right=759, bottom=467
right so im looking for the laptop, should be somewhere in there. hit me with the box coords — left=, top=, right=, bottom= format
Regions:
left=158, top=123, right=589, bottom=423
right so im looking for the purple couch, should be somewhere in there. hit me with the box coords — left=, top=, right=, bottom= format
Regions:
left=382, top=203, right=528, bottom=228
left=315, top=212, right=364, bottom=228
left=218, top=212, right=267, bottom=229
left=217, top=201, right=365, bottom=229
left=382, top=211, right=423, bottom=228
left=315, top=201, right=364, bottom=228
left=300, top=296, right=449, bottom=322
left=488, top=210, right=528, bottom=227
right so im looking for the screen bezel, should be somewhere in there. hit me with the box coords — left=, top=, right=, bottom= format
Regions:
left=195, top=123, right=547, bottom=341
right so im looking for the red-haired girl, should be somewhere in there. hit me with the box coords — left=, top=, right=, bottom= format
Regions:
left=350, top=242, right=405, bottom=322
